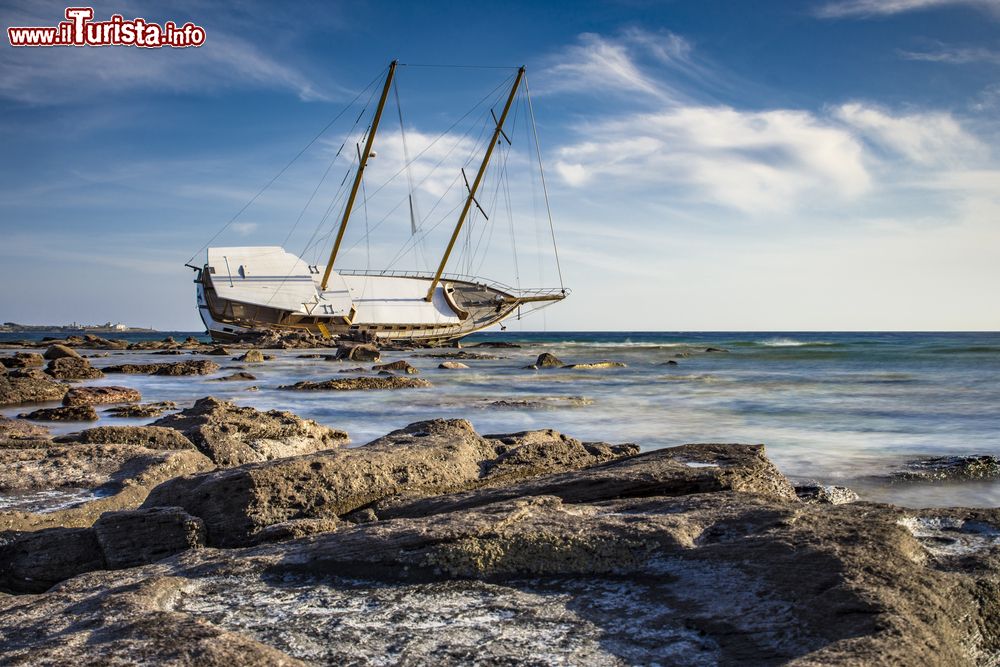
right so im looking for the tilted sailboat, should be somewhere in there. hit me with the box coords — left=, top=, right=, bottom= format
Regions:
left=190, top=61, right=568, bottom=345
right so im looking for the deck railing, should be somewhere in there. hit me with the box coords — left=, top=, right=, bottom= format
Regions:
left=336, top=269, right=569, bottom=299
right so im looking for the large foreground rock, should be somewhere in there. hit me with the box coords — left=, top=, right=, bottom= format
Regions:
left=2, top=495, right=999, bottom=665
left=149, top=397, right=348, bottom=466
left=143, top=420, right=652, bottom=547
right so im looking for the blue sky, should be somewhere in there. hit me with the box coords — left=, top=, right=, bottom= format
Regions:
left=1, top=0, right=998, bottom=331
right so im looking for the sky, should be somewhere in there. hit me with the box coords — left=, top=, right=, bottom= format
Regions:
left=1, top=0, right=998, bottom=331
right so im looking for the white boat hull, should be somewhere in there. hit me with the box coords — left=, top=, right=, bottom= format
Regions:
left=194, top=247, right=565, bottom=345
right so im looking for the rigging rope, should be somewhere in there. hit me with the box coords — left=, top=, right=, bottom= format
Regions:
left=185, top=65, right=388, bottom=266
left=524, top=74, right=565, bottom=292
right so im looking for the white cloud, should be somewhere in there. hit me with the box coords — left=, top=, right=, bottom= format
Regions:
left=554, top=106, right=871, bottom=214
left=899, top=46, right=1000, bottom=65
left=834, top=103, right=988, bottom=165
left=816, top=0, right=1000, bottom=19
left=540, top=32, right=673, bottom=101
left=230, top=222, right=258, bottom=235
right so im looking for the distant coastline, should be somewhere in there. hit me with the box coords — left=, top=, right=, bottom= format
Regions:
left=0, top=321, right=156, bottom=334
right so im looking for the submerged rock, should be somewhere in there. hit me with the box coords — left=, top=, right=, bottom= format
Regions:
left=63, top=386, right=142, bottom=407
left=18, top=405, right=99, bottom=422
left=891, top=455, right=1000, bottom=483
left=562, top=361, right=627, bottom=370
left=205, top=346, right=231, bottom=356
left=150, top=396, right=348, bottom=466
left=417, top=351, right=499, bottom=360
left=45, top=356, right=105, bottom=380
left=336, top=343, right=381, bottom=362
left=103, top=401, right=178, bottom=418
left=103, top=360, right=220, bottom=376
left=795, top=484, right=860, bottom=505
left=235, top=350, right=267, bottom=363
left=211, top=372, right=257, bottom=382
left=279, top=377, right=431, bottom=391
left=372, top=360, right=419, bottom=374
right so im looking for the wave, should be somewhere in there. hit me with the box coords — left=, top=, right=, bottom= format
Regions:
left=756, top=338, right=834, bottom=347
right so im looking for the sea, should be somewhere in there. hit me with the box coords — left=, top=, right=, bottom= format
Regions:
left=3, top=330, right=999, bottom=508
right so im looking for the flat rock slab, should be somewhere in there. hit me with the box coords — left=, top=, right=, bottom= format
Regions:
left=102, top=360, right=220, bottom=376
left=562, top=361, right=627, bottom=370
left=372, top=360, right=419, bottom=374
left=104, top=401, right=178, bottom=418
left=279, top=377, right=431, bottom=391
left=0, top=416, right=50, bottom=440
left=63, top=386, right=142, bottom=406
left=211, top=372, right=257, bottom=382
left=55, top=426, right=196, bottom=450
left=18, top=406, right=98, bottom=422
left=0, top=375, right=69, bottom=406
left=150, top=396, right=348, bottom=467
left=0, top=445, right=214, bottom=534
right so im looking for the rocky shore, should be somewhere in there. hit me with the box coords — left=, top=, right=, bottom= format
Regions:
left=1, top=338, right=999, bottom=665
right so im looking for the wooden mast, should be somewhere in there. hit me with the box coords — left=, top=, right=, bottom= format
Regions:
left=320, top=60, right=398, bottom=291
left=424, top=66, right=525, bottom=302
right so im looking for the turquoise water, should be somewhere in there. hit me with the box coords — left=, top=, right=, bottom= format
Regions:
left=3, top=331, right=999, bottom=507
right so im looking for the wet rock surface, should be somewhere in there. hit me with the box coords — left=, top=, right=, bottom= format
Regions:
left=795, top=484, right=861, bottom=505
left=372, top=360, right=419, bottom=374
left=45, top=356, right=105, bottom=380
left=103, top=360, right=221, bottom=376
left=279, top=376, right=432, bottom=391
left=104, top=401, right=178, bottom=418
left=891, top=455, right=1000, bottom=483
left=212, top=371, right=258, bottom=382
left=18, top=405, right=99, bottom=422
left=62, top=385, right=142, bottom=406
left=438, top=361, right=470, bottom=370
left=562, top=360, right=628, bottom=370
left=335, top=343, right=381, bottom=362
left=0, top=373, right=69, bottom=406
left=150, top=397, right=349, bottom=466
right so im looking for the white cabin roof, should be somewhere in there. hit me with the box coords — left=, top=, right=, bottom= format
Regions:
left=206, top=247, right=352, bottom=316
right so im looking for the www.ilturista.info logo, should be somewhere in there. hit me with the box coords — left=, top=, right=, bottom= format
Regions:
left=7, top=7, right=206, bottom=48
